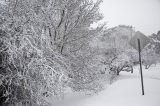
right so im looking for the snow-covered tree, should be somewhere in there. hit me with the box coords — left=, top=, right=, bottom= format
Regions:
left=141, top=31, right=160, bottom=69
left=0, top=0, right=105, bottom=105
left=150, top=31, right=160, bottom=54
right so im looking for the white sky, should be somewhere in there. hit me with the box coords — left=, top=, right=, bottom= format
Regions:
left=99, top=0, right=160, bottom=35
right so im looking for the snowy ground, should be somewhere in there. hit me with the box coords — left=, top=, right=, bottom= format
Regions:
left=50, top=64, right=160, bottom=106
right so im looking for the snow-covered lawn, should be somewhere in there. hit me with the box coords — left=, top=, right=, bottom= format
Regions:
left=50, top=64, right=160, bottom=106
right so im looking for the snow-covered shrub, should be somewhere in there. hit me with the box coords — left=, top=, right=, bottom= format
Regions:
left=0, top=26, right=70, bottom=105
left=65, top=45, right=108, bottom=95
left=111, top=53, right=131, bottom=68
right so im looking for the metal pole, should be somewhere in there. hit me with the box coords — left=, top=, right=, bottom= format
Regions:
left=138, top=39, right=144, bottom=95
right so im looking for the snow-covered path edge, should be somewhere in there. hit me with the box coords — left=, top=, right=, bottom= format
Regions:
left=75, top=65, right=160, bottom=106
left=50, top=64, right=160, bottom=106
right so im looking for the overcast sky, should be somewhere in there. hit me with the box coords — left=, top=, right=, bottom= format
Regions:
left=1, top=0, right=160, bottom=35
left=99, top=0, right=160, bottom=35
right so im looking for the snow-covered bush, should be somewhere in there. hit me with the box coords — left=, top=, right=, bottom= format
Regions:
left=0, top=25, right=69, bottom=105
left=0, top=1, right=70, bottom=104
left=66, top=47, right=106, bottom=95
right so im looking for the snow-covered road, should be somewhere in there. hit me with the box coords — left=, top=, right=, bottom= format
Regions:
left=51, top=64, right=160, bottom=106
